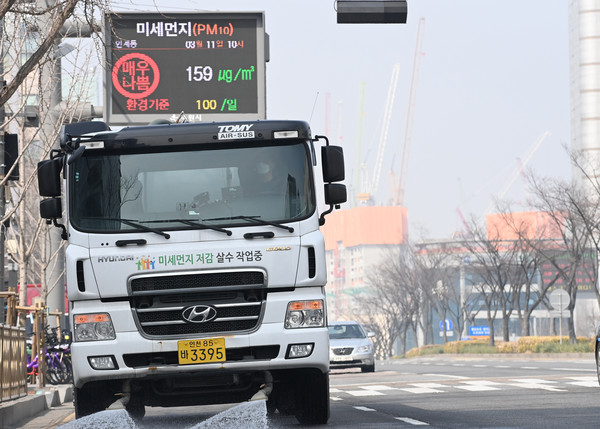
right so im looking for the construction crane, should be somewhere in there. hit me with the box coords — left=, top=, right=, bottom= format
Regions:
left=484, top=130, right=551, bottom=214
left=390, top=17, right=425, bottom=206
left=354, top=82, right=367, bottom=205
left=368, top=63, right=401, bottom=201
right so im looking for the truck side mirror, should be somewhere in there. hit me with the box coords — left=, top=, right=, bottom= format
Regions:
left=324, top=183, right=347, bottom=206
left=321, top=146, right=345, bottom=183
left=38, top=158, right=63, bottom=197
left=320, top=183, right=347, bottom=226
left=40, top=197, right=62, bottom=219
left=39, top=198, right=67, bottom=240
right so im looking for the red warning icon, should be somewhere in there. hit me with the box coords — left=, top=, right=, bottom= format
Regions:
left=112, top=53, right=161, bottom=100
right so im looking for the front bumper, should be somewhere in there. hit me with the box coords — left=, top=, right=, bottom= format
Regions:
left=329, top=351, right=374, bottom=369
left=71, top=291, right=329, bottom=388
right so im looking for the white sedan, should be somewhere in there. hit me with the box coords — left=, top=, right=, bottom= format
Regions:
left=328, top=321, right=375, bottom=373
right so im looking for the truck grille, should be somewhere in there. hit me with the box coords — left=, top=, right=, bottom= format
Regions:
left=130, top=270, right=266, bottom=337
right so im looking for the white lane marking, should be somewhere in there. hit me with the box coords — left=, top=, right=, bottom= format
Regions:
left=354, top=406, right=376, bottom=412
left=331, top=396, right=343, bottom=401
left=567, top=376, right=598, bottom=387
left=333, top=375, right=598, bottom=398
left=508, top=378, right=566, bottom=392
left=423, top=373, right=469, bottom=380
left=361, top=385, right=401, bottom=391
left=345, top=389, right=385, bottom=397
left=401, top=387, right=444, bottom=394
left=521, top=366, right=539, bottom=370
left=396, top=417, right=430, bottom=425
left=568, top=376, right=597, bottom=381
left=454, top=380, right=502, bottom=391
left=495, top=365, right=510, bottom=368
left=511, top=378, right=556, bottom=384
left=415, top=383, right=448, bottom=388
left=401, top=383, right=445, bottom=394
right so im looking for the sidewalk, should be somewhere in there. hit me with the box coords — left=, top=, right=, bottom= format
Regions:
left=0, top=384, right=74, bottom=429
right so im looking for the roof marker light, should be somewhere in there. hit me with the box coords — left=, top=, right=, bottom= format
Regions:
left=273, top=130, right=298, bottom=139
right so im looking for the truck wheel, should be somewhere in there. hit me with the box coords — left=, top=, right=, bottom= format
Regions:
left=294, top=370, right=330, bottom=425
left=74, top=383, right=111, bottom=418
left=361, top=364, right=375, bottom=373
left=267, top=383, right=294, bottom=415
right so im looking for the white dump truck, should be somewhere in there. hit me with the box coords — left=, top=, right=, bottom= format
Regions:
left=37, top=119, right=346, bottom=424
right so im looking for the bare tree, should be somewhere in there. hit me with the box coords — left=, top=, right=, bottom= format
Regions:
left=413, top=242, right=458, bottom=344
left=565, top=150, right=600, bottom=312
left=461, top=218, right=526, bottom=346
left=527, top=175, right=592, bottom=344
left=492, top=206, right=560, bottom=336
left=1, top=0, right=109, bottom=321
left=362, top=246, right=419, bottom=357
left=361, top=241, right=469, bottom=356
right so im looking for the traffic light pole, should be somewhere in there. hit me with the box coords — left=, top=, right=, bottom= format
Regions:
left=43, top=36, right=65, bottom=328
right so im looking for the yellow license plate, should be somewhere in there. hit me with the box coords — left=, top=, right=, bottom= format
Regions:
left=178, top=337, right=226, bottom=365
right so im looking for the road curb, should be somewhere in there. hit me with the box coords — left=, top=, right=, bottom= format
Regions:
left=0, top=385, right=73, bottom=428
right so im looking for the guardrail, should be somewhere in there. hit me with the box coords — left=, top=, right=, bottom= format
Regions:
left=0, top=289, right=65, bottom=402
left=0, top=324, right=27, bottom=402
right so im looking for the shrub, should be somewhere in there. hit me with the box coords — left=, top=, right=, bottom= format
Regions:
left=401, top=336, right=593, bottom=358
left=516, top=336, right=593, bottom=353
left=495, top=341, right=518, bottom=353
left=405, top=344, right=444, bottom=358
left=443, top=339, right=492, bottom=354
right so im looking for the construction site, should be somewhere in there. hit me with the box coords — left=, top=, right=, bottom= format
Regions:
left=322, top=2, right=600, bottom=343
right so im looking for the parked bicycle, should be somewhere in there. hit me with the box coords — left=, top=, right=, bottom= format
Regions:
left=27, top=327, right=72, bottom=385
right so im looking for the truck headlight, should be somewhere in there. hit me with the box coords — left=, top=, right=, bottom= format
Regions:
left=73, top=313, right=116, bottom=342
left=284, top=300, right=324, bottom=329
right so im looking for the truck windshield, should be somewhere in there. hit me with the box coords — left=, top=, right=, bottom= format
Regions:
left=70, top=142, right=315, bottom=233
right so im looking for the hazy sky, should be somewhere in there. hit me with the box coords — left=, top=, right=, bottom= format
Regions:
left=110, top=0, right=571, bottom=239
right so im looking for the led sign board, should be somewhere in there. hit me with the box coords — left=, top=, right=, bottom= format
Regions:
left=104, top=12, right=266, bottom=125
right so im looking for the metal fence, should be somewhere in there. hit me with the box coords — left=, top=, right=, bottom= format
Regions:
left=0, top=324, right=27, bottom=402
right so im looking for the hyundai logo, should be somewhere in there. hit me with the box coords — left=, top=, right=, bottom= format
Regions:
left=182, top=305, right=217, bottom=324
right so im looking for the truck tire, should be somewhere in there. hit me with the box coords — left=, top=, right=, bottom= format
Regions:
left=74, top=382, right=112, bottom=418
left=294, top=370, right=330, bottom=425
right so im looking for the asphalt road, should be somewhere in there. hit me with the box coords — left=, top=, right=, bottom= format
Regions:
left=16, top=354, right=600, bottom=428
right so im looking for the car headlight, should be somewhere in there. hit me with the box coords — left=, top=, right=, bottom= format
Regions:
left=284, top=300, right=324, bottom=329
left=357, top=344, right=372, bottom=353
left=73, top=313, right=116, bottom=342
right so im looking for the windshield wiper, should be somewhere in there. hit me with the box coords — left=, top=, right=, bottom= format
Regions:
left=144, top=219, right=232, bottom=236
left=204, top=215, right=294, bottom=233
left=86, top=217, right=170, bottom=239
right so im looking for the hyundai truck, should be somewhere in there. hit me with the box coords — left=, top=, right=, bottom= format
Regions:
left=37, top=119, right=346, bottom=425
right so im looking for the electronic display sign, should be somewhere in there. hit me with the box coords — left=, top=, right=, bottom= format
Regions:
left=104, top=12, right=266, bottom=125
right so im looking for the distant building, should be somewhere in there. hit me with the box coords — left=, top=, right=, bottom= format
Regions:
left=321, top=205, right=408, bottom=320
left=486, top=211, right=563, bottom=241
left=568, top=0, right=600, bottom=335
left=570, top=1, right=600, bottom=184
